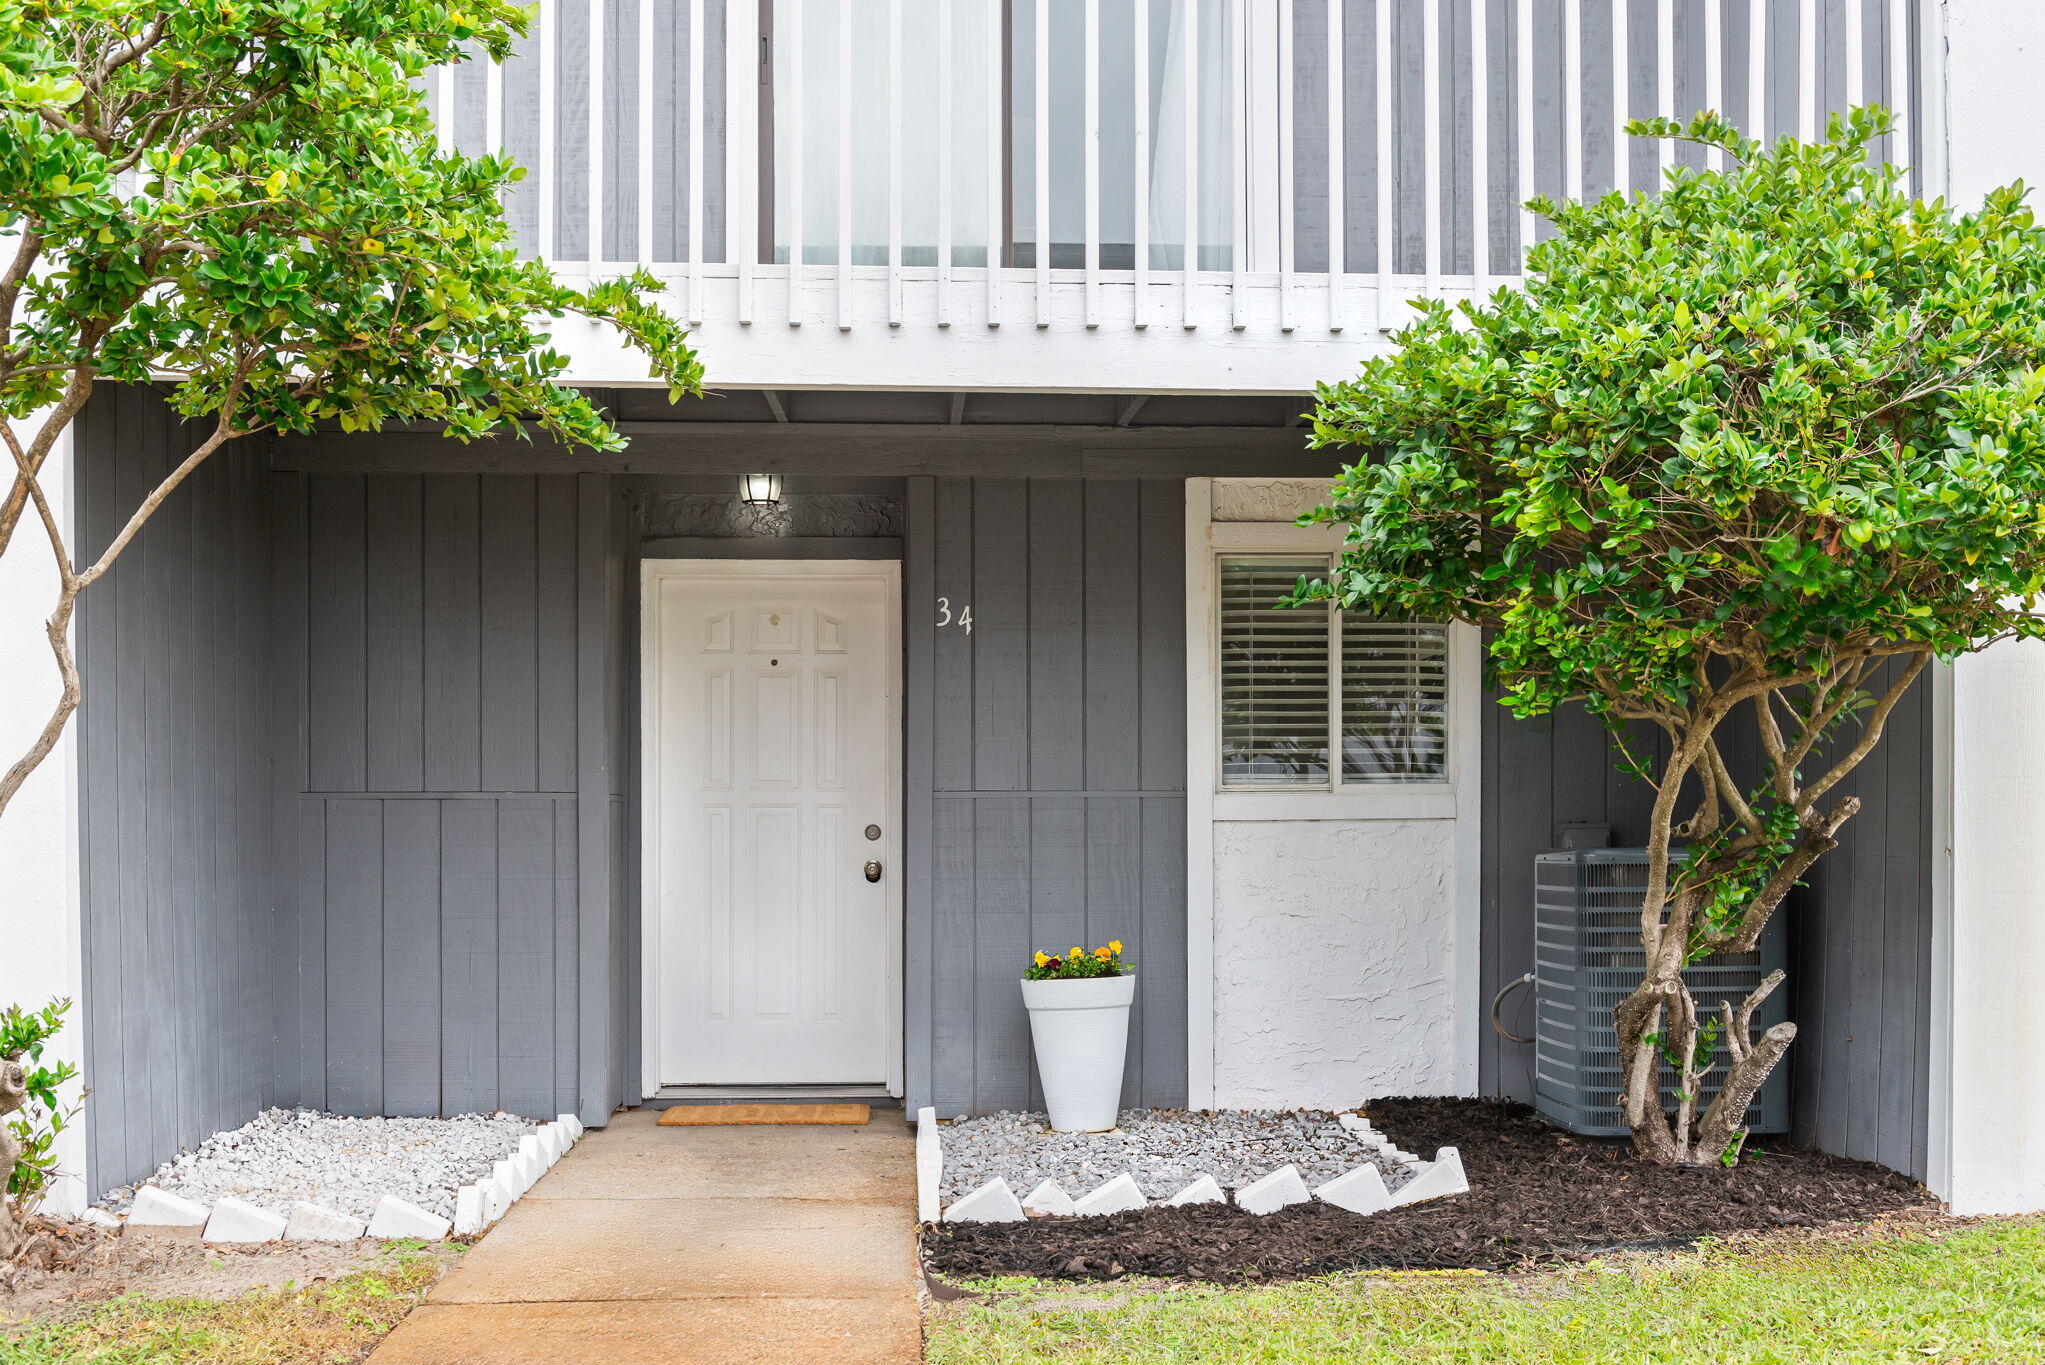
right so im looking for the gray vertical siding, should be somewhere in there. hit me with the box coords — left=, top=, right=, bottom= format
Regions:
left=272, top=470, right=631, bottom=1125
left=1478, top=665, right=1935, bottom=1178
left=907, top=477, right=1188, bottom=1118
left=75, top=386, right=280, bottom=1194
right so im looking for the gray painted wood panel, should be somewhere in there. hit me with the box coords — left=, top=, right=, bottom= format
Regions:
left=75, top=386, right=280, bottom=1193
left=908, top=476, right=1188, bottom=1117
left=270, top=468, right=631, bottom=1125
left=1478, top=663, right=1934, bottom=1179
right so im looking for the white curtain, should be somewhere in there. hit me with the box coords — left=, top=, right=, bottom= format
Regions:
left=773, top=0, right=993, bottom=267
left=773, top=0, right=1232, bottom=270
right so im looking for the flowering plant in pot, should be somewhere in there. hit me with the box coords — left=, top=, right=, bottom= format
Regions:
left=1021, top=942, right=1133, bottom=1133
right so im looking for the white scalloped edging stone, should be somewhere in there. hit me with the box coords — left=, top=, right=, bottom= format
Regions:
left=1165, top=1174, right=1227, bottom=1207
left=1314, top=1162, right=1393, bottom=1215
left=284, top=1201, right=367, bottom=1241
left=368, top=1195, right=452, bottom=1240
left=128, top=1186, right=210, bottom=1228
left=453, top=1185, right=488, bottom=1236
left=1021, top=1179, right=1076, bottom=1216
left=945, top=1177, right=1027, bottom=1223
left=916, top=1106, right=942, bottom=1223
left=1236, top=1164, right=1313, bottom=1215
left=1389, top=1147, right=1468, bottom=1207
left=204, top=1197, right=288, bottom=1243
left=1073, top=1173, right=1148, bottom=1217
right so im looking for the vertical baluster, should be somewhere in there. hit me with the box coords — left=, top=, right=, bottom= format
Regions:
left=1184, top=0, right=1201, bottom=329
left=1135, top=0, right=1151, bottom=328
left=538, top=0, right=554, bottom=259
left=486, top=39, right=503, bottom=160
left=687, top=0, right=704, bottom=320
left=986, top=0, right=1002, bottom=326
left=1845, top=0, right=1864, bottom=118
left=838, top=0, right=853, bottom=330
left=1035, top=0, right=1051, bottom=327
left=789, top=2, right=805, bottom=326
left=1749, top=0, right=1766, bottom=145
left=1472, top=0, right=1489, bottom=299
left=590, top=0, right=605, bottom=264
left=1423, top=0, right=1440, bottom=299
left=1085, top=0, right=1101, bottom=327
left=1375, top=0, right=1392, bottom=326
left=1516, top=0, right=1533, bottom=273
left=1327, top=0, right=1345, bottom=330
left=1230, top=0, right=1246, bottom=330
left=938, top=0, right=954, bottom=327
left=889, top=0, right=903, bottom=327
left=1888, top=0, right=1910, bottom=182
left=436, top=62, right=454, bottom=154
left=1798, top=0, right=1816, bottom=142
left=1705, top=0, right=1724, bottom=170
left=1277, top=0, right=1294, bottom=332
left=637, top=0, right=652, bottom=269
left=732, top=0, right=758, bottom=325
left=1656, top=0, right=1674, bottom=175
left=1612, top=0, right=1628, bottom=197
left=1564, top=0, right=1583, bottom=204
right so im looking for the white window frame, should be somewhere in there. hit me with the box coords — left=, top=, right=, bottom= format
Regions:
left=1189, top=518, right=1479, bottom=824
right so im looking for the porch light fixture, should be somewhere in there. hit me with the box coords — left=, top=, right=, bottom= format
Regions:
left=738, top=473, right=783, bottom=508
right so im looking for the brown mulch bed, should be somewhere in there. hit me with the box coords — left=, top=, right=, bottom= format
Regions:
left=919, top=1097, right=1934, bottom=1283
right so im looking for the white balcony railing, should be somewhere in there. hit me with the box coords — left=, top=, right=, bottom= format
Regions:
left=431, top=1, right=1938, bottom=392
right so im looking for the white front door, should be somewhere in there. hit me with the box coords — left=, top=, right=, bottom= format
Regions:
left=647, top=562, right=899, bottom=1087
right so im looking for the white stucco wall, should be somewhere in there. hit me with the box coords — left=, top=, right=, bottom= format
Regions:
left=1211, top=819, right=1462, bottom=1108
left=1188, top=478, right=1480, bottom=1111
left=0, top=424, right=87, bottom=1214
left=1932, top=0, right=2045, bottom=1216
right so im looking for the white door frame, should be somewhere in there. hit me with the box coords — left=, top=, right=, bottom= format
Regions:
left=639, top=558, right=905, bottom=1099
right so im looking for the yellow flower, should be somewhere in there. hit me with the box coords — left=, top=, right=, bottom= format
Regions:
left=1033, top=952, right=1049, bottom=968
left=1070, top=948, right=1083, bottom=961
left=1109, top=940, right=1123, bottom=955
left=1094, top=946, right=1111, bottom=960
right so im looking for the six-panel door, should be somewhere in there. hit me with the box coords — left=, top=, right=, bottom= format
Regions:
left=654, top=567, right=896, bottom=1085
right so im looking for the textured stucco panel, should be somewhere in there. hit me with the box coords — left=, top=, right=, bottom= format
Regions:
left=1212, top=819, right=1459, bottom=1109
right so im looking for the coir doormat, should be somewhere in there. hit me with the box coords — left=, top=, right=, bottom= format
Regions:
left=657, top=1103, right=871, bottom=1127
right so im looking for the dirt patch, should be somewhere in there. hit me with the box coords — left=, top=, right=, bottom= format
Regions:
left=919, top=1097, right=1934, bottom=1283
left=2, top=1224, right=460, bottom=1325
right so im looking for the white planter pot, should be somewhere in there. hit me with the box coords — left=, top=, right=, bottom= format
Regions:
left=1021, top=974, right=1136, bottom=1133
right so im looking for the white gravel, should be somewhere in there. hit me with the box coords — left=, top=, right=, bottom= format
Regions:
left=97, top=1108, right=542, bottom=1223
left=936, top=1108, right=1413, bottom=1204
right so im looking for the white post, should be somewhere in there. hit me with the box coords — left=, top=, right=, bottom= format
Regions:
left=1935, top=0, right=2045, bottom=1216
left=0, top=421, right=86, bottom=1216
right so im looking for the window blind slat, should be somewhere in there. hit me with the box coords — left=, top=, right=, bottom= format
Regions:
left=1219, top=553, right=1451, bottom=790
left=1220, top=557, right=1330, bottom=787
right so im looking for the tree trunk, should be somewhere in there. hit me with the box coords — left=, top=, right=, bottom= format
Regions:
left=1614, top=968, right=1796, bottom=1164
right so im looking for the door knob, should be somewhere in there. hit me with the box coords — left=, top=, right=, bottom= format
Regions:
left=863, top=859, right=883, bottom=883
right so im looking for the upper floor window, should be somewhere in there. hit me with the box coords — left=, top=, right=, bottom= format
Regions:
left=1218, top=555, right=1447, bottom=789
left=767, top=0, right=1236, bottom=271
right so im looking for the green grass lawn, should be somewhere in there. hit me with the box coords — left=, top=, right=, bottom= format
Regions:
left=0, top=1243, right=445, bottom=1365
left=926, top=1221, right=2045, bottom=1364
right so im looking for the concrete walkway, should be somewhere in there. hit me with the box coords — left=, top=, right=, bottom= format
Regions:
left=369, top=1108, right=921, bottom=1365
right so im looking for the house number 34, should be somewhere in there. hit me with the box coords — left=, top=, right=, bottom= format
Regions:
left=935, top=597, right=974, bottom=635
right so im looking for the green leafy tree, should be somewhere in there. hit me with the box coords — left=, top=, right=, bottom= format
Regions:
left=0, top=0, right=702, bottom=831
left=1300, top=108, right=2045, bottom=1164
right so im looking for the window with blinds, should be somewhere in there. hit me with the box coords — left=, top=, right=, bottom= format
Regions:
left=1218, top=556, right=1448, bottom=789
